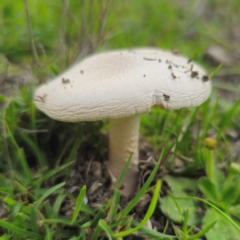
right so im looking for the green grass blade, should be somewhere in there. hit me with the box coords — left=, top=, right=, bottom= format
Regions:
left=55, top=137, right=76, bottom=166
left=35, top=161, right=74, bottom=186
left=52, top=229, right=78, bottom=239
left=169, top=194, right=182, bottom=215
left=115, top=153, right=132, bottom=189
left=66, top=139, right=82, bottom=164
left=40, top=218, right=73, bottom=225
left=186, top=225, right=195, bottom=235
left=81, top=221, right=91, bottom=228
left=91, top=225, right=102, bottom=240
left=5, top=122, right=32, bottom=182
left=118, top=150, right=164, bottom=220
left=114, top=179, right=161, bottom=238
left=0, top=234, right=12, bottom=240
left=131, top=221, right=174, bottom=239
left=44, top=200, right=53, bottom=219
left=35, top=182, right=65, bottom=209
left=43, top=225, right=52, bottom=240
left=29, top=101, right=37, bottom=142
left=52, top=193, right=66, bottom=218
left=29, top=205, right=39, bottom=233
left=99, top=219, right=115, bottom=239
left=170, top=194, right=240, bottom=232
left=18, top=132, right=47, bottom=168
left=188, top=220, right=217, bottom=240
left=8, top=202, right=22, bottom=221
left=18, top=148, right=32, bottom=182
left=109, top=189, right=120, bottom=223
left=0, top=220, right=42, bottom=239
left=81, top=203, right=95, bottom=216
left=3, top=197, right=17, bottom=207
left=209, top=64, right=222, bottom=78
left=14, top=180, right=36, bottom=201
left=34, top=208, right=53, bottom=240
left=71, top=185, right=87, bottom=224
left=91, top=209, right=107, bottom=227
left=183, top=209, right=189, bottom=235
left=218, top=98, right=240, bottom=135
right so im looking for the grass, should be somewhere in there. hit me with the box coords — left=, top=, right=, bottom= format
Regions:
left=1, top=0, right=240, bottom=239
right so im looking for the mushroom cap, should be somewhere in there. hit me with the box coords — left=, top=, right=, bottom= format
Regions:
left=34, top=48, right=212, bottom=122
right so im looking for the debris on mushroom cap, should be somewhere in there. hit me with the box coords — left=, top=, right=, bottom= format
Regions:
left=34, top=48, right=212, bottom=122
left=62, top=78, right=70, bottom=83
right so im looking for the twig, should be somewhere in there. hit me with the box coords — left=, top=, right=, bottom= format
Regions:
left=17, top=127, right=49, bottom=134
left=88, top=0, right=94, bottom=53
left=95, top=0, right=112, bottom=48
left=23, top=0, right=41, bottom=67
left=40, top=0, right=69, bottom=72
left=58, top=0, right=69, bottom=69
left=78, top=0, right=86, bottom=53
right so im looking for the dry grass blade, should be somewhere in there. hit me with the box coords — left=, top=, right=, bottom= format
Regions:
left=23, top=0, right=41, bottom=67
left=58, top=0, right=69, bottom=69
left=76, top=0, right=113, bottom=60
left=95, top=0, right=112, bottom=48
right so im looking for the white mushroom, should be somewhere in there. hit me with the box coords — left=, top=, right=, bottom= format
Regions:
left=34, top=48, right=212, bottom=197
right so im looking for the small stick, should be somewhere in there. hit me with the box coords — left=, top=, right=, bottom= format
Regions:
left=23, top=0, right=41, bottom=67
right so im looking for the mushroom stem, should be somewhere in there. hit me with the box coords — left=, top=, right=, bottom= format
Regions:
left=107, top=115, right=140, bottom=196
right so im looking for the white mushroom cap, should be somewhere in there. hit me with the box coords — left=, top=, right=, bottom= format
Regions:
left=34, top=48, right=211, bottom=122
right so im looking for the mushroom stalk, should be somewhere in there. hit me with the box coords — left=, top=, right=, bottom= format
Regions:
left=108, top=115, right=140, bottom=196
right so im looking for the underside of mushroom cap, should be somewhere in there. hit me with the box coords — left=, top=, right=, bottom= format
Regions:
left=34, top=48, right=212, bottom=122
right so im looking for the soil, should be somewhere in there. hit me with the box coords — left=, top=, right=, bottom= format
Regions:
left=61, top=134, right=176, bottom=238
